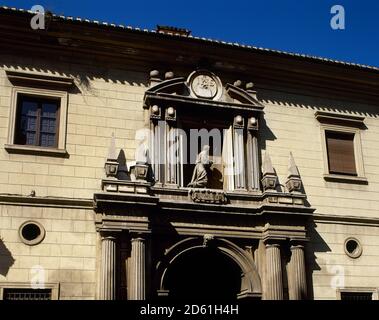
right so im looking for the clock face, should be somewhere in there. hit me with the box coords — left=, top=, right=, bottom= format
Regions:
left=191, top=74, right=218, bottom=99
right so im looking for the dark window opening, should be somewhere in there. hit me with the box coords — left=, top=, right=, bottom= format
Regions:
left=340, top=292, right=372, bottom=301
left=21, top=223, right=41, bottom=241
left=15, top=95, right=60, bottom=148
left=325, top=131, right=357, bottom=176
left=3, top=288, right=52, bottom=300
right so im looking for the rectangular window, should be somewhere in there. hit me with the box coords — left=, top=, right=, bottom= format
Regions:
left=5, top=71, right=71, bottom=157
left=316, top=111, right=367, bottom=183
left=3, top=288, right=52, bottom=300
left=325, top=131, right=357, bottom=176
left=15, top=95, right=60, bottom=148
left=340, top=291, right=372, bottom=301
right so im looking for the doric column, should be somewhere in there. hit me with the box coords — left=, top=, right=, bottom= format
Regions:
left=288, top=242, right=307, bottom=300
left=265, top=242, right=283, bottom=300
left=99, top=234, right=117, bottom=300
left=129, top=235, right=146, bottom=300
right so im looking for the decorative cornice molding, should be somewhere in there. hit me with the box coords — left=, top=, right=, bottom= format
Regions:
left=0, top=194, right=92, bottom=209
left=5, top=70, right=74, bottom=90
left=315, top=111, right=366, bottom=128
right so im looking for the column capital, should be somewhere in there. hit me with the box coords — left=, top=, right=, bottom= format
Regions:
left=100, top=231, right=118, bottom=241
left=290, top=244, right=305, bottom=250
left=265, top=243, right=281, bottom=249
left=263, top=237, right=285, bottom=247
left=289, top=238, right=308, bottom=249
left=131, top=236, right=146, bottom=243
left=130, top=232, right=149, bottom=242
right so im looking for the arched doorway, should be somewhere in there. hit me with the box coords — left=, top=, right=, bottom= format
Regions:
left=155, top=237, right=262, bottom=300
left=165, top=246, right=241, bottom=300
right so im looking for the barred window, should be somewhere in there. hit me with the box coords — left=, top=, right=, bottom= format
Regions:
left=3, top=288, right=52, bottom=300
left=340, top=291, right=372, bottom=301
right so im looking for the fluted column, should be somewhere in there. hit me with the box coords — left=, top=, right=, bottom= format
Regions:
left=265, top=242, right=283, bottom=300
left=129, top=235, right=146, bottom=300
left=288, top=243, right=307, bottom=300
left=99, top=234, right=117, bottom=300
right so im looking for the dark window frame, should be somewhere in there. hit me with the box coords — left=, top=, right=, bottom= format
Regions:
left=14, top=94, right=61, bottom=149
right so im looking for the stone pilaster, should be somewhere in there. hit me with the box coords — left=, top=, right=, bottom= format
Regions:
left=233, top=123, right=246, bottom=190
left=265, top=242, right=283, bottom=300
left=247, top=130, right=260, bottom=191
left=99, top=234, right=117, bottom=300
left=288, top=243, right=307, bottom=300
left=129, top=235, right=146, bottom=300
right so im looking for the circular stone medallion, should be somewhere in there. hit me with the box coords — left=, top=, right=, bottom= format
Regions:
left=188, top=71, right=222, bottom=100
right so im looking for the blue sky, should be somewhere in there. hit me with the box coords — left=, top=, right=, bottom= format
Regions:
left=2, top=0, right=379, bottom=67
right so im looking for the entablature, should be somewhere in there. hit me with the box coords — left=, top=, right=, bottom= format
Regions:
left=94, top=179, right=314, bottom=217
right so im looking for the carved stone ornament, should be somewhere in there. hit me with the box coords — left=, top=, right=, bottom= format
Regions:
left=203, top=234, right=214, bottom=247
left=132, top=164, right=149, bottom=181
left=187, top=70, right=222, bottom=100
left=189, top=189, right=227, bottom=204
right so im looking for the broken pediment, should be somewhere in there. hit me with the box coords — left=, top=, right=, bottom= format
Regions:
left=144, top=70, right=264, bottom=112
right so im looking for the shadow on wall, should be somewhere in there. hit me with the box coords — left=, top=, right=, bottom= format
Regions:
left=1, top=62, right=148, bottom=93
left=0, top=238, right=15, bottom=277
left=116, top=149, right=130, bottom=180
left=258, top=89, right=379, bottom=119
left=305, top=220, right=332, bottom=300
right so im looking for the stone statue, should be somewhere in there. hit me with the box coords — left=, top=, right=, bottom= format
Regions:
left=187, top=145, right=213, bottom=188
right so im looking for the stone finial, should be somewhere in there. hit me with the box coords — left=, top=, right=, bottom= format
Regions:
left=288, top=152, right=300, bottom=177
left=165, top=71, right=174, bottom=79
left=149, top=70, right=161, bottom=87
left=149, top=70, right=159, bottom=78
left=246, top=82, right=254, bottom=90
left=285, top=152, right=303, bottom=193
left=108, top=132, right=117, bottom=160
left=246, top=82, right=257, bottom=99
left=261, top=152, right=278, bottom=192
left=262, top=152, right=275, bottom=176
left=234, top=80, right=242, bottom=87
left=104, top=133, right=119, bottom=179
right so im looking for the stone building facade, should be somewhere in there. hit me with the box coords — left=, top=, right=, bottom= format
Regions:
left=0, top=7, right=379, bottom=300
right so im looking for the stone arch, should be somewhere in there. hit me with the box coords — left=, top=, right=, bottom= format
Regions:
left=155, top=236, right=262, bottom=298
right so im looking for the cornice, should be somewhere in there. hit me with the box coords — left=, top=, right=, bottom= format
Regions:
left=1, top=9, right=379, bottom=104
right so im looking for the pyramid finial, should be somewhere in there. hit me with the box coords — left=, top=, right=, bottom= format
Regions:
left=288, top=152, right=300, bottom=177
left=104, top=133, right=119, bottom=179
left=107, top=132, right=116, bottom=160
left=262, top=151, right=275, bottom=176
left=261, top=151, right=278, bottom=191
left=285, top=152, right=303, bottom=193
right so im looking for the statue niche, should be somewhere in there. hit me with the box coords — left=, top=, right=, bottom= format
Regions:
left=187, top=145, right=213, bottom=188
